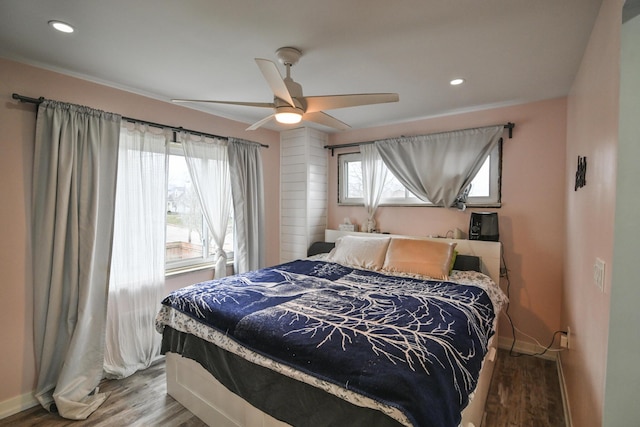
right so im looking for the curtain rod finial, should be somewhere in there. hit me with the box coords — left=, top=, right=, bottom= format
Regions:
left=12, top=93, right=45, bottom=105
left=505, top=122, right=515, bottom=138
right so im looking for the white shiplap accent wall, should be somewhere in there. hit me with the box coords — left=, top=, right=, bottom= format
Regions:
left=280, top=127, right=328, bottom=263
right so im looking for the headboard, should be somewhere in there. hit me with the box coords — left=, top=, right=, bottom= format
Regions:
left=324, top=229, right=502, bottom=284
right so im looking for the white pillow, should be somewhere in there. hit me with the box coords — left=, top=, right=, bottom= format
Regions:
left=326, top=235, right=391, bottom=270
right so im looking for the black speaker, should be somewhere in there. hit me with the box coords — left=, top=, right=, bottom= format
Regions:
left=469, top=212, right=499, bottom=241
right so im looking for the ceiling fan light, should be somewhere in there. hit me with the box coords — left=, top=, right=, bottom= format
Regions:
left=275, top=106, right=303, bottom=124
left=275, top=112, right=302, bottom=124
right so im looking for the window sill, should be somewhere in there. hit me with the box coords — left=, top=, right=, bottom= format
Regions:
left=165, top=260, right=233, bottom=277
left=337, top=202, right=502, bottom=208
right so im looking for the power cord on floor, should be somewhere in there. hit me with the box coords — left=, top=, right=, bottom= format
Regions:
left=501, top=252, right=566, bottom=358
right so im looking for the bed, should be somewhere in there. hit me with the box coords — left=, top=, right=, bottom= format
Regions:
left=156, top=230, right=506, bottom=427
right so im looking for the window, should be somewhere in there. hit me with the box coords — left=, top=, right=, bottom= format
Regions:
left=165, top=143, right=234, bottom=271
left=338, top=142, right=501, bottom=206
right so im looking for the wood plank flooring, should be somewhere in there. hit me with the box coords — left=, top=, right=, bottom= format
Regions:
left=1, top=349, right=564, bottom=426
left=485, top=349, right=565, bottom=427
left=0, top=362, right=207, bottom=427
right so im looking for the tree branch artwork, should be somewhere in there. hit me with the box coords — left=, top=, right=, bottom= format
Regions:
left=277, top=269, right=493, bottom=401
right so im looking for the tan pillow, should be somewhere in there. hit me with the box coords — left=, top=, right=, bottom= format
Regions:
left=326, top=235, right=391, bottom=270
left=382, top=238, right=457, bottom=280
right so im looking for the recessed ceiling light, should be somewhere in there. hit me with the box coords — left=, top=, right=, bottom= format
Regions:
left=450, top=78, right=465, bottom=86
left=48, top=20, right=75, bottom=33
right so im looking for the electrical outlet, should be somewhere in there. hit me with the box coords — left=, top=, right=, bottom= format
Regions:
left=560, top=328, right=571, bottom=349
left=560, top=334, right=568, bottom=349
left=560, top=326, right=571, bottom=349
left=594, top=258, right=605, bottom=292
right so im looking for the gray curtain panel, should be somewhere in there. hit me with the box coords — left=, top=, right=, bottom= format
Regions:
left=228, top=138, right=265, bottom=273
left=375, top=125, right=504, bottom=207
left=32, top=100, right=121, bottom=419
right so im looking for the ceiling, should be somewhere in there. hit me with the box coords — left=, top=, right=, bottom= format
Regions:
left=0, top=0, right=603, bottom=132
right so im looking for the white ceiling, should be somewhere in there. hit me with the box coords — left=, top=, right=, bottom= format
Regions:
left=0, top=0, right=602, bottom=132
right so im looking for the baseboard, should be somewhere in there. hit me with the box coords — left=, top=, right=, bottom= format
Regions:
left=497, top=336, right=557, bottom=361
left=556, top=355, right=573, bottom=427
left=0, top=391, right=38, bottom=420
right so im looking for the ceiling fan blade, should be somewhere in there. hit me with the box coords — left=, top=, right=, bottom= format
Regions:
left=172, top=99, right=274, bottom=108
left=304, top=93, right=399, bottom=113
left=255, top=59, right=296, bottom=106
left=246, top=114, right=275, bottom=131
left=303, top=111, right=351, bottom=131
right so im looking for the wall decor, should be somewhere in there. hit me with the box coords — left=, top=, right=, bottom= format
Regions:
left=575, top=155, right=587, bottom=191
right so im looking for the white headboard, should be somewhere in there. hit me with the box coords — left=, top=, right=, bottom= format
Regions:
left=324, top=229, right=502, bottom=284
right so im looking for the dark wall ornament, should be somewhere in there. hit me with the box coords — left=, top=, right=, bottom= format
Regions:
left=575, top=156, right=587, bottom=191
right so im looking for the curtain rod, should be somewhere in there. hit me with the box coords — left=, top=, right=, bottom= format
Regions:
left=11, top=93, right=269, bottom=149
left=323, top=122, right=514, bottom=156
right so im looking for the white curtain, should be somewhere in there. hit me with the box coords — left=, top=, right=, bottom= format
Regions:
left=360, top=144, right=389, bottom=232
left=103, top=123, right=168, bottom=379
left=228, top=138, right=265, bottom=273
left=32, top=100, right=121, bottom=419
left=374, top=125, right=504, bottom=207
left=181, top=133, right=232, bottom=279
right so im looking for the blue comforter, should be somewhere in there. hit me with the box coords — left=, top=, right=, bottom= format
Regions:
left=158, top=259, right=496, bottom=427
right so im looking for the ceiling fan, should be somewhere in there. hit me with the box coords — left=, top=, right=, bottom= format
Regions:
left=172, top=47, right=399, bottom=131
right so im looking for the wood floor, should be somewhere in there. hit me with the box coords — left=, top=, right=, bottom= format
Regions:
left=484, top=350, right=565, bottom=427
left=1, top=349, right=564, bottom=427
left=0, top=362, right=207, bottom=427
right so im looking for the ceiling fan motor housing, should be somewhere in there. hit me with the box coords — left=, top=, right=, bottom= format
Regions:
left=275, top=97, right=304, bottom=113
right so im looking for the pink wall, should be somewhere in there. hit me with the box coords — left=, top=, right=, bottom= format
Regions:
left=563, top=0, right=623, bottom=425
left=327, top=98, right=568, bottom=349
left=0, top=58, right=280, bottom=411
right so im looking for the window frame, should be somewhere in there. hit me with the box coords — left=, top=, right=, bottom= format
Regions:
left=337, top=142, right=502, bottom=207
left=165, top=141, right=234, bottom=273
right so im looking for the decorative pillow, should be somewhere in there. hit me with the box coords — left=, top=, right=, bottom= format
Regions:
left=382, top=238, right=457, bottom=280
left=326, top=235, right=392, bottom=270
